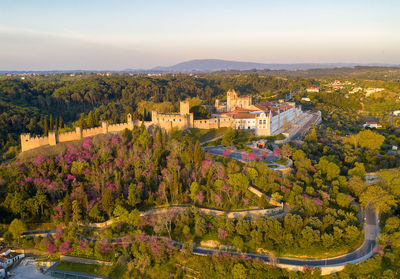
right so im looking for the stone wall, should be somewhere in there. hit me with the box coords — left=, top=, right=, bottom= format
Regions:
left=152, top=111, right=193, bottom=131
left=21, top=114, right=136, bottom=152
left=193, top=117, right=233, bottom=129
left=21, top=134, right=51, bottom=152
left=58, top=127, right=82, bottom=143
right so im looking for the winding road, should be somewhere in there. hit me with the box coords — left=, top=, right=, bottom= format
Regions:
left=21, top=204, right=378, bottom=269
left=193, top=204, right=378, bottom=267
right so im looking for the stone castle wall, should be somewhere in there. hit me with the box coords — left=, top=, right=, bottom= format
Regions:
left=193, top=117, right=233, bottom=129
left=58, top=127, right=82, bottom=143
left=82, top=127, right=104, bottom=138
left=21, top=114, right=136, bottom=152
left=20, top=134, right=51, bottom=152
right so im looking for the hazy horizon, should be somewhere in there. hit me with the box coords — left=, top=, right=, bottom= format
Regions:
left=1, top=0, right=400, bottom=70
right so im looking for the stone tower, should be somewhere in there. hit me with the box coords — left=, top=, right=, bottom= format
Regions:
left=180, top=100, right=190, bottom=115
left=20, top=134, right=31, bottom=152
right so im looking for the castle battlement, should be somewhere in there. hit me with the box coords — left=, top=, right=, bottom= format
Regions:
left=20, top=92, right=305, bottom=153
left=21, top=114, right=135, bottom=152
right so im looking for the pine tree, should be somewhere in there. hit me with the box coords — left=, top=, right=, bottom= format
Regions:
left=43, top=116, right=48, bottom=135
left=194, top=140, right=204, bottom=167
left=58, top=116, right=63, bottom=130
left=79, top=113, right=86, bottom=128
left=80, top=186, right=88, bottom=220
left=156, top=129, right=162, bottom=144
left=49, top=114, right=53, bottom=130
left=87, top=111, right=95, bottom=128
left=101, top=188, right=114, bottom=218
left=54, top=117, right=58, bottom=132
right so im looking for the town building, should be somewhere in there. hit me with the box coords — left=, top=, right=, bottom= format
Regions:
left=365, top=88, right=384, bottom=96
left=363, top=122, right=382, bottom=129
left=306, top=88, right=319, bottom=93
left=349, top=87, right=362, bottom=94
left=0, top=248, right=24, bottom=268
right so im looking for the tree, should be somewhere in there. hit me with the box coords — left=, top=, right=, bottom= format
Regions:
left=305, top=126, right=317, bottom=143
left=9, top=219, right=26, bottom=239
left=348, top=162, right=366, bottom=179
left=348, top=177, right=368, bottom=198
left=194, top=215, right=207, bottom=237
left=63, top=194, right=71, bottom=224
left=271, top=192, right=283, bottom=203
left=189, top=182, right=200, bottom=202
left=358, top=130, right=385, bottom=150
left=221, top=129, right=236, bottom=147
left=128, top=184, right=141, bottom=208
left=360, top=185, right=398, bottom=214
left=227, top=173, right=249, bottom=192
left=194, top=140, right=204, bottom=167
left=336, top=193, right=351, bottom=208
left=344, top=130, right=385, bottom=150
left=72, top=200, right=81, bottom=223
left=34, top=190, right=47, bottom=216
left=101, top=188, right=114, bottom=217
left=232, top=263, right=247, bottom=279
left=316, top=157, right=340, bottom=181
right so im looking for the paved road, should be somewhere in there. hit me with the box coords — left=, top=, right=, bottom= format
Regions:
left=193, top=205, right=378, bottom=267
left=21, top=205, right=378, bottom=268
left=203, top=145, right=277, bottom=163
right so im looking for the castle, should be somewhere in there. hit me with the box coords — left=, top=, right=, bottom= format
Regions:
left=20, top=90, right=303, bottom=152
left=20, top=114, right=151, bottom=152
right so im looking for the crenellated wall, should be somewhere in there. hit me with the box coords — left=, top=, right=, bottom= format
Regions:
left=151, top=110, right=193, bottom=131
left=82, top=127, right=103, bottom=138
left=58, top=127, right=82, bottom=143
left=21, top=134, right=51, bottom=152
left=21, top=114, right=137, bottom=152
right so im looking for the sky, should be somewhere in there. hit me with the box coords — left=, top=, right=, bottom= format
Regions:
left=0, top=0, right=399, bottom=70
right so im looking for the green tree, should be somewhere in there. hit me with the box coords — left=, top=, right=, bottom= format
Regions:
left=128, top=184, right=141, bottom=208
left=63, top=194, right=71, bottom=224
left=360, top=185, right=398, bottom=214
left=101, top=188, right=114, bottom=217
left=232, top=263, right=247, bottom=279
left=194, top=215, right=207, bottom=237
left=189, top=182, right=200, bottom=202
left=194, top=140, right=204, bottom=167
left=348, top=162, right=366, bottom=179
left=9, top=219, right=26, bottom=239
left=221, top=129, right=236, bottom=147
left=72, top=200, right=81, bottom=223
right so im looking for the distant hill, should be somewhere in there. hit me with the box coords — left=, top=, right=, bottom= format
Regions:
left=148, top=59, right=372, bottom=73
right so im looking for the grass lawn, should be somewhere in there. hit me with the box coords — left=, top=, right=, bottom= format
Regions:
left=274, top=157, right=288, bottom=165
left=187, top=127, right=229, bottom=143
left=56, top=261, right=127, bottom=279
left=56, top=261, right=113, bottom=276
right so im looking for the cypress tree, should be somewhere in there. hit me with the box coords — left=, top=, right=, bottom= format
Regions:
left=58, top=116, right=63, bottom=130
left=49, top=114, right=53, bottom=130
left=194, top=140, right=204, bottom=167
left=43, top=116, right=48, bottom=135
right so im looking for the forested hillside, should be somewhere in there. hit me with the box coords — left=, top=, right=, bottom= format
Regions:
left=0, top=74, right=315, bottom=161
